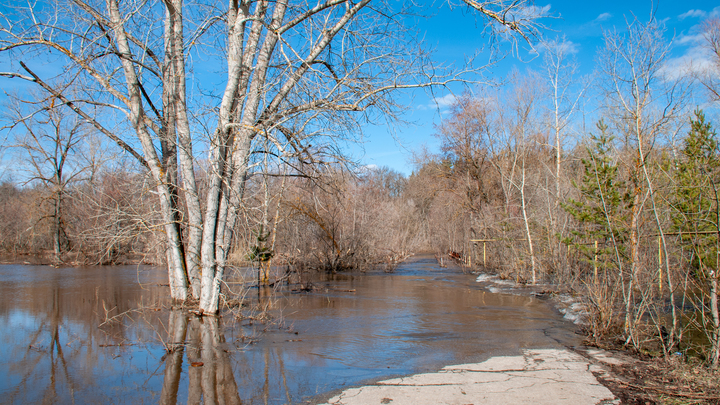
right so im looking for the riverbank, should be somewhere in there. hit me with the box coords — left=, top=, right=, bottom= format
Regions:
left=0, top=251, right=155, bottom=266
left=470, top=266, right=720, bottom=404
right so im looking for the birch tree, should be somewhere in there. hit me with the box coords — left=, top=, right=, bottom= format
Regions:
left=541, top=37, right=584, bottom=225
left=540, top=37, right=585, bottom=277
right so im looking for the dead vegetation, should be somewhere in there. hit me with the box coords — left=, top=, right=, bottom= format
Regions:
left=592, top=354, right=720, bottom=404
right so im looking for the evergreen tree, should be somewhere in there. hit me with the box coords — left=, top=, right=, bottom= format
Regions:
left=673, top=109, right=720, bottom=365
left=564, top=119, right=631, bottom=272
left=674, top=110, right=720, bottom=277
left=247, top=225, right=274, bottom=284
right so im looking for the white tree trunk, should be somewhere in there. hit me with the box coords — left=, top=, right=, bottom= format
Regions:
left=108, top=0, right=188, bottom=300
left=520, top=164, right=536, bottom=283
left=166, top=0, right=204, bottom=299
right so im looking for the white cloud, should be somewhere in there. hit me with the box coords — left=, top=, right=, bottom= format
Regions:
left=676, top=33, right=705, bottom=46
left=416, top=93, right=456, bottom=111
left=419, top=93, right=457, bottom=111
left=539, top=39, right=580, bottom=55
left=678, top=9, right=707, bottom=20
left=434, top=93, right=457, bottom=107
left=711, top=6, right=720, bottom=18
left=668, top=16, right=720, bottom=80
left=595, top=13, right=612, bottom=22
left=660, top=46, right=715, bottom=81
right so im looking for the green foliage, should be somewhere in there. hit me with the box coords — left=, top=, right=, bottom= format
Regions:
left=563, top=119, right=631, bottom=270
left=246, top=225, right=274, bottom=263
left=673, top=110, right=720, bottom=274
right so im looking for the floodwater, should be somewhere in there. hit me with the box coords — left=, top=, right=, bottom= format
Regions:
left=0, top=255, right=580, bottom=404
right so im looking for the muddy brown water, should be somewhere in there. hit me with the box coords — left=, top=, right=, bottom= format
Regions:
left=0, top=255, right=580, bottom=404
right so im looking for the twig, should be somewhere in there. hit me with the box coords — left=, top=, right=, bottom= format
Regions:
left=618, top=380, right=720, bottom=401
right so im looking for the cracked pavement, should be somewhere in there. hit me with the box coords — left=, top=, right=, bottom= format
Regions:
left=318, top=348, right=619, bottom=405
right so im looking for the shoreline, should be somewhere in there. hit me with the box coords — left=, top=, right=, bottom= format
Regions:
left=469, top=266, right=720, bottom=404
left=472, top=270, right=589, bottom=326
left=0, top=252, right=154, bottom=266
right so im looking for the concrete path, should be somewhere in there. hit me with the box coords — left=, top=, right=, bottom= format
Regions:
left=319, top=348, right=618, bottom=405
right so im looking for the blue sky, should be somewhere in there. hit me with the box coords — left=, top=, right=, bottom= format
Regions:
left=356, top=1, right=720, bottom=176
left=1, top=1, right=719, bottom=182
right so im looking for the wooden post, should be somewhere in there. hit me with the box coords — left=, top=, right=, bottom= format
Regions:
left=483, top=242, right=487, bottom=267
left=594, top=240, right=598, bottom=284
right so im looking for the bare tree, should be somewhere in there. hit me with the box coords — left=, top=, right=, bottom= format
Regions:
left=538, top=37, right=587, bottom=279
left=489, top=71, right=543, bottom=283
left=699, top=18, right=720, bottom=102
left=541, top=37, right=584, bottom=223
left=4, top=97, right=87, bottom=263
left=432, top=92, right=500, bottom=262
left=597, top=16, right=689, bottom=349
left=0, top=181, right=35, bottom=253
left=459, top=0, right=547, bottom=46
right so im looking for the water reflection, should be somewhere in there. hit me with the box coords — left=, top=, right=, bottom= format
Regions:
left=1, top=258, right=581, bottom=404
left=0, top=264, right=167, bottom=404
left=8, top=288, right=78, bottom=404
left=159, top=311, right=241, bottom=405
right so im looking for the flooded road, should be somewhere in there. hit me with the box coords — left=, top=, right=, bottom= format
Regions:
left=0, top=255, right=580, bottom=404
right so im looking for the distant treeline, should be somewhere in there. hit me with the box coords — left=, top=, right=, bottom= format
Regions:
left=2, top=106, right=720, bottom=364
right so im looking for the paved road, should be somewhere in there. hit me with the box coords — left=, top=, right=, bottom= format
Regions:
left=319, top=348, right=618, bottom=405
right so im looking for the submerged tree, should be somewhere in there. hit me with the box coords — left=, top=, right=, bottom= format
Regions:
left=0, top=0, right=544, bottom=313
